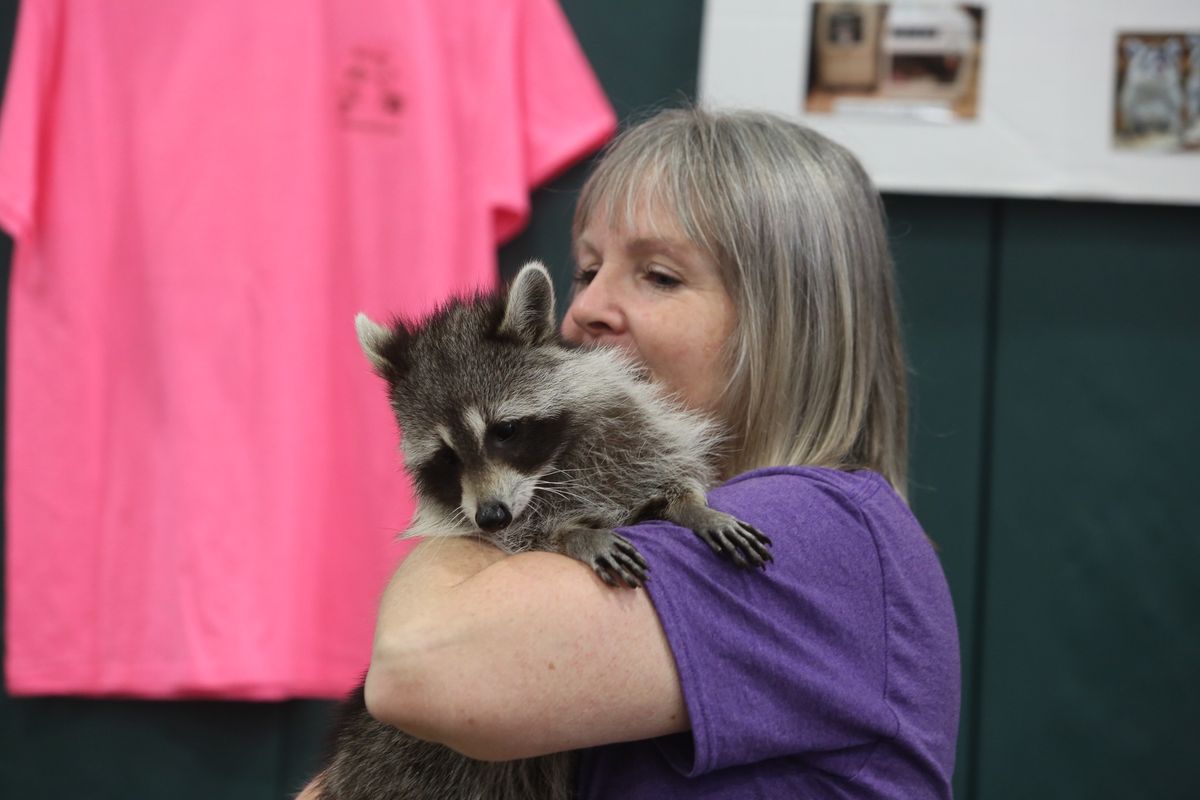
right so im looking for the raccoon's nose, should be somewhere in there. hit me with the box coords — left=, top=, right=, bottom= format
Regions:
left=475, top=501, right=512, bottom=532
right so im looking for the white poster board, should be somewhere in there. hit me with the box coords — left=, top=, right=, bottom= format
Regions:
left=698, top=0, right=1200, bottom=205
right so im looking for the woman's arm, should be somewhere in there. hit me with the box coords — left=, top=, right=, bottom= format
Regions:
left=363, top=535, right=688, bottom=761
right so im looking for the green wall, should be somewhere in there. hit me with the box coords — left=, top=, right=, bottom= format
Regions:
left=2, top=2, right=1198, bottom=797
left=973, top=201, right=1200, bottom=799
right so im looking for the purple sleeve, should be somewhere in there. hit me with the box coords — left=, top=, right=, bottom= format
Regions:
left=617, top=469, right=901, bottom=776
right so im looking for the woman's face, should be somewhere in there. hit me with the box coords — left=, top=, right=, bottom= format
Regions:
left=562, top=208, right=736, bottom=416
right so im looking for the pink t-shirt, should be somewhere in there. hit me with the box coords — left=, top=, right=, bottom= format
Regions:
left=0, top=0, right=615, bottom=699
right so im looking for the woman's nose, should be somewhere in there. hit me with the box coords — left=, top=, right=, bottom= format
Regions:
left=564, top=270, right=625, bottom=343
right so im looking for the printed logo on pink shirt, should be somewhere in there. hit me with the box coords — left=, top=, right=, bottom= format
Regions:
left=338, top=46, right=405, bottom=134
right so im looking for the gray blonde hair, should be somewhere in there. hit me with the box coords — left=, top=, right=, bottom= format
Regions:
left=573, top=107, right=909, bottom=500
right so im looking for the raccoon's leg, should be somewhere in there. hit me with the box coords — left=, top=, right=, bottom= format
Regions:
left=550, top=525, right=650, bottom=589
left=649, top=484, right=774, bottom=570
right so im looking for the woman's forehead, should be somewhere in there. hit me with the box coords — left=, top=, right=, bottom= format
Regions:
left=579, top=188, right=692, bottom=243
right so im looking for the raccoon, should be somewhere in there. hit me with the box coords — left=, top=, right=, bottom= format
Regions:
left=310, top=261, right=771, bottom=800
left=1120, top=37, right=1184, bottom=137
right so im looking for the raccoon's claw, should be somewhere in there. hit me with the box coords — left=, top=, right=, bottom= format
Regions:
left=595, top=533, right=649, bottom=588
left=595, top=553, right=646, bottom=589
left=694, top=518, right=773, bottom=570
left=562, top=528, right=649, bottom=589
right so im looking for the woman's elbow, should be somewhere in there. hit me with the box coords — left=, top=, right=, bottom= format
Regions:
left=362, top=633, right=514, bottom=761
left=363, top=632, right=433, bottom=731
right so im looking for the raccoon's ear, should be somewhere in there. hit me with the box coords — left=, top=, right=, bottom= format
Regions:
left=355, top=312, right=410, bottom=381
left=498, top=260, right=556, bottom=345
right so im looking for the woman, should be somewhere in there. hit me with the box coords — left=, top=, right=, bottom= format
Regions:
left=308, top=107, right=960, bottom=798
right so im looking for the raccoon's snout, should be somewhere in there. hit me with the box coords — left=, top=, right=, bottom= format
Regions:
left=475, top=501, right=513, bottom=532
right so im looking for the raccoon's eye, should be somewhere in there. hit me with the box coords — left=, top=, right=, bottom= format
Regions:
left=489, top=421, right=519, bottom=442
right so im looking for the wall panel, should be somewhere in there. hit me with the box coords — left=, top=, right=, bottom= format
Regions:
left=977, top=200, right=1200, bottom=799
left=888, top=194, right=994, bottom=800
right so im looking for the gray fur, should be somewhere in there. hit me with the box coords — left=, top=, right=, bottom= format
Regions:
left=316, top=262, right=771, bottom=799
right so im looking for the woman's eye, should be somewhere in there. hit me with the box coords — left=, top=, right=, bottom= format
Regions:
left=491, top=421, right=518, bottom=442
left=646, top=268, right=682, bottom=289
left=572, top=267, right=598, bottom=286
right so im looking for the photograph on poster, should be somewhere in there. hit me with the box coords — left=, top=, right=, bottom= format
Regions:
left=1114, top=32, right=1200, bottom=153
left=804, top=2, right=985, bottom=123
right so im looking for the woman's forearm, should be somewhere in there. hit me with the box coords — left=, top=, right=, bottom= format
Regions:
left=374, top=536, right=508, bottom=627
left=361, top=535, right=687, bottom=760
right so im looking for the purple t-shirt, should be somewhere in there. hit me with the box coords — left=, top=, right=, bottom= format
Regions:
left=578, top=467, right=960, bottom=799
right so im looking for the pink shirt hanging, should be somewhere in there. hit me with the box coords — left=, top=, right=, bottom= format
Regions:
left=0, top=0, right=615, bottom=699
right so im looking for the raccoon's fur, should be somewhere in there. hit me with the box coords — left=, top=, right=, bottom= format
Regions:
left=311, top=261, right=771, bottom=800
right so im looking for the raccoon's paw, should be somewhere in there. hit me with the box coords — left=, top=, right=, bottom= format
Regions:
left=562, top=528, right=649, bottom=589
left=690, top=509, right=774, bottom=570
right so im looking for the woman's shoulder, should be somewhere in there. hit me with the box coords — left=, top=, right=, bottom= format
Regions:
left=716, top=465, right=891, bottom=502
left=710, top=466, right=902, bottom=538
left=619, top=465, right=931, bottom=595
left=702, top=466, right=937, bottom=580
left=621, top=466, right=914, bottom=592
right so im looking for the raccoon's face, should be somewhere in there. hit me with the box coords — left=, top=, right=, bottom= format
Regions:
left=399, top=404, right=572, bottom=537
left=357, top=261, right=580, bottom=544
